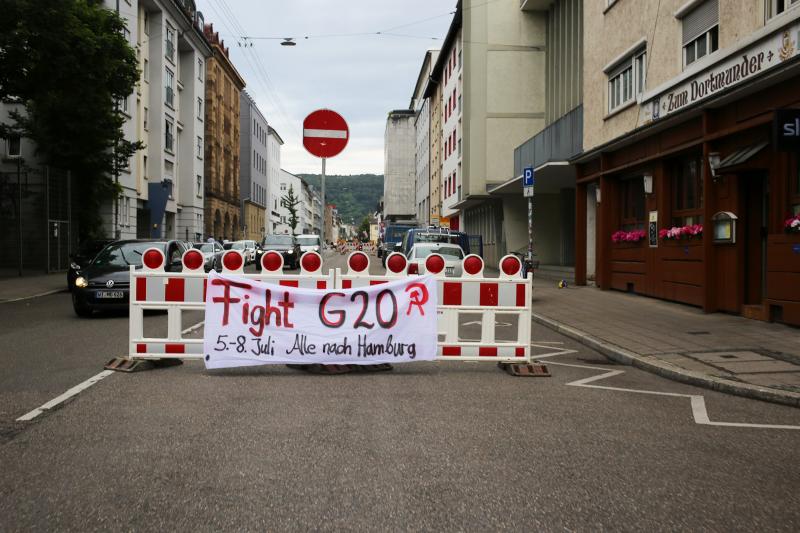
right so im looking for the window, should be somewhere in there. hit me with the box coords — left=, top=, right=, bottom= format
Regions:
left=197, top=98, right=203, bottom=119
left=682, top=0, right=719, bottom=67
left=197, top=174, right=202, bottom=197
left=6, top=135, right=21, bottom=157
left=281, top=183, right=286, bottom=191
left=165, top=119, right=174, bottom=152
left=122, top=26, right=130, bottom=43
left=143, top=12, right=150, bottom=36
left=143, top=155, right=148, bottom=179
left=198, top=59, right=203, bottom=81
left=608, top=49, right=646, bottom=113
left=767, top=0, right=800, bottom=19
left=143, top=59, right=149, bottom=82
left=165, top=68, right=174, bottom=107
left=620, top=178, right=646, bottom=230
left=165, top=26, right=175, bottom=61
left=197, top=136, right=203, bottom=159
left=143, top=107, right=148, bottom=130
left=671, top=155, right=704, bottom=226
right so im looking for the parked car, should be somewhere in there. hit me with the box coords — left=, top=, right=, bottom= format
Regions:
left=378, top=224, right=415, bottom=264
left=406, top=243, right=465, bottom=276
left=71, top=239, right=189, bottom=317
left=257, top=235, right=300, bottom=270
left=67, top=239, right=114, bottom=291
left=295, top=234, right=322, bottom=256
left=192, top=241, right=225, bottom=272
left=227, top=240, right=256, bottom=264
left=400, top=227, right=471, bottom=258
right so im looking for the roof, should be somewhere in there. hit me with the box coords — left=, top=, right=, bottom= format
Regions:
left=267, top=125, right=284, bottom=145
left=423, top=1, right=462, bottom=99
left=410, top=49, right=440, bottom=109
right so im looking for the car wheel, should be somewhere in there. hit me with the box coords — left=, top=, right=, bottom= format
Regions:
left=72, top=294, right=93, bottom=318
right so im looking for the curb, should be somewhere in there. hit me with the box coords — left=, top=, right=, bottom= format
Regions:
left=531, top=312, right=800, bottom=408
left=0, top=288, right=67, bottom=304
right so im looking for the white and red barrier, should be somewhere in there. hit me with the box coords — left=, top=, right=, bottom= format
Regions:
left=129, top=249, right=333, bottom=360
left=129, top=248, right=531, bottom=364
left=336, top=252, right=532, bottom=362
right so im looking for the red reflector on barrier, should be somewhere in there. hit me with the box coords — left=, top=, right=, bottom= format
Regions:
left=302, top=252, right=322, bottom=272
left=223, top=251, right=243, bottom=271
left=349, top=252, right=369, bottom=272
left=143, top=249, right=164, bottom=270
left=262, top=251, right=283, bottom=272
left=425, top=254, right=445, bottom=274
left=182, top=250, right=204, bottom=271
left=501, top=256, right=521, bottom=276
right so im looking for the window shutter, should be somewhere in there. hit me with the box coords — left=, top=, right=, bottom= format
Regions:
left=682, top=0, right=718, bottom=44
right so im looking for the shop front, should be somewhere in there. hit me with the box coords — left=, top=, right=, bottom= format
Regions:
left=575, top=26, right=800, bottom=326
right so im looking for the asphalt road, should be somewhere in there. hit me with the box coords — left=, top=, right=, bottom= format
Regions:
left=1, top=250, right=800, bottom=531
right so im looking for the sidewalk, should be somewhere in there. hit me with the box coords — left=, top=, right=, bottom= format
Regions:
left=530, top=278, right=800, bottom=407
left=0, top=272, right=67, bottom=303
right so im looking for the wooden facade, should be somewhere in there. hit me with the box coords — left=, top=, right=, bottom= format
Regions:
left=576, top=73, right=800, bottom=327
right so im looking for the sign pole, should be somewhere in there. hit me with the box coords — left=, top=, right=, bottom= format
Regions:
left=527, top=195, right=533, bottom=263
left=321, top=157, right=326, bottom=243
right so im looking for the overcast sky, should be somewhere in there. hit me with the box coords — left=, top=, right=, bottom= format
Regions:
left=195, top=0, right=454, bottom=176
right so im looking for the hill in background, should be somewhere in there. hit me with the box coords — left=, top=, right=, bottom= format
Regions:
left=297, top=174, right=383, bottom=224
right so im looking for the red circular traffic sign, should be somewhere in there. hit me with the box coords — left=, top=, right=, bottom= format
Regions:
left=303, top=109, right=349, bottom=158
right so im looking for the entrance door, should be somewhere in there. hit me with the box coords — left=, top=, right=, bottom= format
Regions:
left=743, top=173, right=768, bottom=305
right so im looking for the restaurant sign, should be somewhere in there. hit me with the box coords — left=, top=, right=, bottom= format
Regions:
left=640, top=21, right=799, bottom=126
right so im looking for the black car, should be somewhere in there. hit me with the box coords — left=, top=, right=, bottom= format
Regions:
left=256, top=235, right=300, bottom=270
left=72, top=239, right=188, bottom=317
left=67, top=239, right=114, bottom=291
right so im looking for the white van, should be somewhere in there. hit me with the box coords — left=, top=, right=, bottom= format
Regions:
left=295, top=234, right=322, bottom=255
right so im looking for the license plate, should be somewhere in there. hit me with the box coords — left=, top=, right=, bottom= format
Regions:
left=446, top=267, right=455, bottom=275
left=96, top=291, right=124, bottom=299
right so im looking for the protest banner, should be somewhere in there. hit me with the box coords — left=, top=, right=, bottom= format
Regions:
left=203, top=272, right=438, bottom=368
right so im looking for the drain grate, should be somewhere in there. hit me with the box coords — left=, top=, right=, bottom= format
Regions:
left=687, top=331, right=711, bottom=335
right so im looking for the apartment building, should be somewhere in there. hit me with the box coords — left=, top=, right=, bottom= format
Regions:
left=276, top=169, right=301, bottom=235
left=574, top=0, right=800, bottom=326
left=383, top=110, right=417, bottom=222
left=266, top=126, right=284, bottom=234
left=298, top=179, right=317, bottom=235
left=239, top=90, right=269, bottom=241
left=424, top=0, right=546, bottom=264
left=493, top=0, right=583, bottom=280
left=203, top=23, right=245, bottom=242
left=411, top=50, right=439, bottom=227
left=107, top=0, right=211, bottom=241
left=430, top=68, right=444, bottom=225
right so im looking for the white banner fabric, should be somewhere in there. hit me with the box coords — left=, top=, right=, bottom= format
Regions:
left=202, top=272, right=438, bottom=368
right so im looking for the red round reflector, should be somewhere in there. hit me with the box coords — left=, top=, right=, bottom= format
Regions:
left=301, top=252, right=321, bottom=272
left=425, top=254, right=445, bottom=274
left=261, top=251, right=282, bottom=271
left=386, top=253, right=407, bottom=273
left=349, top=252, right=369, bottom=272
left=463, top=255, right=483, bottom=275
left=182, top=249, right=204, bottom=270
left=143, top=249, right=164, bottom=270
left=501, top=256, right=521, bottom=276
left=223, top=251, right=243, bottom=271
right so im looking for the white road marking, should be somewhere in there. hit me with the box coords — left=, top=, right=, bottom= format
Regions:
left=303, top=128, right=348, bottom=139
left=16, top=319, right=206, bottom=422
left=0, top=289, right=66, bottom=304
left=533, top=343, right=800, bottom=431
left=16, top=371, right=114, bottom=421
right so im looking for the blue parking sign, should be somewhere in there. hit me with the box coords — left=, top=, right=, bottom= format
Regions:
left=523, top=167, right=534, bottom=187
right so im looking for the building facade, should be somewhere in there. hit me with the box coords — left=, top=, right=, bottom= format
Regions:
left=383, top=110, right=417, bottom=222
left=266, top=126, right=284, bottom=234
left=298, top=179, right=318, bottom=235
left=276, top=169, right=301, bottom=235
left=430, top=70, right=444, bottom=225
left=107, top=0, right=211, bottom=241
left=239, top=90, right=268, bottom=242
left=203, top=24, right=245, bottom=242
left=424, top=0, right=547, bottom=264
left=411, top=50, right=439, bottom=227
left=575, top=0, right=800, bottom=327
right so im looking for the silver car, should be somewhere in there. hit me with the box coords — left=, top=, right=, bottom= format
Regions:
left=407, top=243, right=465, bottom=276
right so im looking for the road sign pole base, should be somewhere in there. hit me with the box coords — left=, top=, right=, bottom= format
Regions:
left=105, top=357, right=183, bottom=373
left=498, top=361, right=551, bottom=377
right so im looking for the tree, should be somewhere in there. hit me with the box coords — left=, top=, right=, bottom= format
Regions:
left=0, top=0, right=143, bottom=239
left=280, top=184, right=300, bottom=234
left=358, top=216, right=370, bottom=239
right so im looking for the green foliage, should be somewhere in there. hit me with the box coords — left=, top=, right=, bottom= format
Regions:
left=280, top=184, right=300, bottom=233
left=297, top=174, right=383, bottom=225
left=358, top=216, right=370, bottom=238
left=0, top=0, right=143, bottom=239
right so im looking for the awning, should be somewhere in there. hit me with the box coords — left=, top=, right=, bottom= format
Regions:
left=716, top=140, right=769, bottom=172
left=487, top=162, right=575, bottom=196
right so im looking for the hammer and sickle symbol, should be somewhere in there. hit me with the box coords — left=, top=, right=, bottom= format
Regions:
left=405, top=282, right=429, bottom=316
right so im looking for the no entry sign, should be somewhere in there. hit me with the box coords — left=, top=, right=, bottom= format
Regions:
left=303, top=109, right=349, bottom=158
